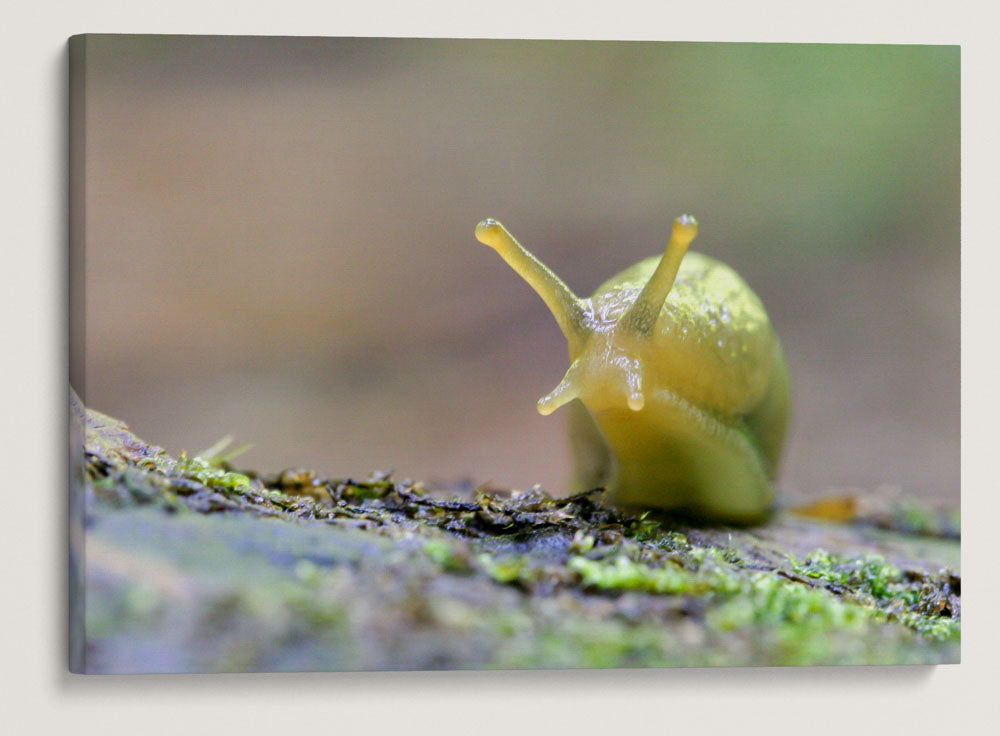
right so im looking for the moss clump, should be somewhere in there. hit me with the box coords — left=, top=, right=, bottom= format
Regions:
left=790, top=549, right=960, bottom=641
left=569, top=554, right=741, bottom=596
left=173, top=452, right=253, bottom=492
left=479, top=555, right=534, bottom=585
left=706, top=574, right=871, bottom=631
left=792, top=549, right=905, bottom=598
left=423, top=538, right=471, bottom=573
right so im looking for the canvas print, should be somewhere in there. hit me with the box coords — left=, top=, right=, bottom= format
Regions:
left=68, top=35, right=960, bottom=673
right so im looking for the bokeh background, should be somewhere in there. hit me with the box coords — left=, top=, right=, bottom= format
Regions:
left=75, top=36, right=959, bottom=504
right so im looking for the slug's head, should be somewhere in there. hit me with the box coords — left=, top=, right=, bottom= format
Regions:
left=475, top=214, right=699, bottom=416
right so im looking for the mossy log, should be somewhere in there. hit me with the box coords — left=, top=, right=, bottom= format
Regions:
left=70, top=392, right=959, bottom=673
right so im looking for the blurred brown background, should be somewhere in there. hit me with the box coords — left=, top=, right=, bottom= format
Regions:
left=75, top=36, right=959, bottom=503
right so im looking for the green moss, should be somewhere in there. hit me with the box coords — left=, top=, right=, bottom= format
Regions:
left=708, top=574, right=871, bottom=631
left=624, top=511, right=661, bottom=541
left=788, top=549, right=960, bottom=641
left=570, top=554, right=741, bottom=595
left=174, top=452, right=253, bottom=492
left=895, top=611, right=960, bottom=642
left=424, top=539, right=470, bottom=572
left=479, top=554, right=536, bottom=585
left=792, top=549, right=903, bottom=598
left=569, top=552, right=883, bottom=656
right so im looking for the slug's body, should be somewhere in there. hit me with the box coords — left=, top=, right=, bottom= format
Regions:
left=476, top=215, right=789, bottom=524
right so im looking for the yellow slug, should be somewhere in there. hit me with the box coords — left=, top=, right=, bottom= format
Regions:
left=475, top=215, right=789, bottom=524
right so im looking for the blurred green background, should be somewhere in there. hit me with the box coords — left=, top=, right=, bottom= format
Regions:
left=77, top=36, right=959, bottom=503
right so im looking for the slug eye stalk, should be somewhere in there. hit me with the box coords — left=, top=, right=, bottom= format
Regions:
left=618, top=214, right=698, bottom=335
left=475, top=219, right=588, bottom=350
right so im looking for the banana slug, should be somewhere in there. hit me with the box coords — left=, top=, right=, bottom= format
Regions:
left=475, top=215, right=789, bottom=524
